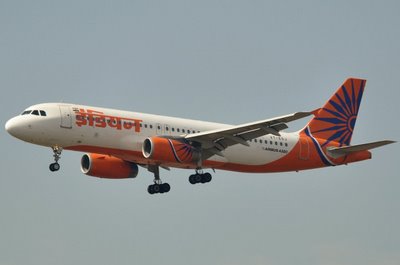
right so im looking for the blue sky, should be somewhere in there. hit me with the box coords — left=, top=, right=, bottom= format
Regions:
left=1, top=1, right=399, bottom=265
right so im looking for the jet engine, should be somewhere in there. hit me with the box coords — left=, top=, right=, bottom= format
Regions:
left=142, top=137, right=200, bottom=164
left=81, top=153, right=139, bottom=179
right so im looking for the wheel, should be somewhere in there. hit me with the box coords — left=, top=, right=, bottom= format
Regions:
left=203, top=173, right=212, bottom=183
left=189, top=174, right=196, bottom=184
left=194, top=174, right=202, bottom=183
left=200, top=174, right=207, bottom=183
left=147, top=185, right=155, bottom=195
left=161, top=183, right=171, bottom=193
left=49, top=163, right=60, bottom=172
left=200, top=173, right=211, bottom=183
left=53, top=163, right=60, bottom=171
left=153, top=184, right=161, bottom=193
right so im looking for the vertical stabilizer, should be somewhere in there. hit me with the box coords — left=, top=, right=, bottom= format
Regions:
left=306, top=78, right=366, bottom=147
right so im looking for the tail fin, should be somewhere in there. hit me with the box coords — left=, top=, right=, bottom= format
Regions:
left=306, top=78, right=366, bottom=147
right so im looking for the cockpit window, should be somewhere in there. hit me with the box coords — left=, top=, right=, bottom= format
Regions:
left=21, top=109, right=47, bottom=116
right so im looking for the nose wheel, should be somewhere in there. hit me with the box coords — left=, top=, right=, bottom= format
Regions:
left=49, top=162, right=60, bottom=172
left=49, top=146, right=62, bottom=172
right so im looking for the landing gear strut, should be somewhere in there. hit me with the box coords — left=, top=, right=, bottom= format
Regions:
left=49, top=146, right=62, bottom=172
left=147, top=165, right=171, bottom=195
left=189, top=168, right=212, bottom=184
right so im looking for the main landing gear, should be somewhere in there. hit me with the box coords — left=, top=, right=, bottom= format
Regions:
left=147, top=165, right=171, bottom=195
left=188, top=169, right=212, bottom=184
left=49, top=146, right=62, bottom=172
left=146, top=166, right=213, bottom=195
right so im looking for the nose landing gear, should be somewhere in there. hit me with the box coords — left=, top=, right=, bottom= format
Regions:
left=49, top=146, right=62, bottom=172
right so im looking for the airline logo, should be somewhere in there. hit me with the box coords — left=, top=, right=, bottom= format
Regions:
left=168, top=139, right=197, bottom=163
left=310, top=79, right=365, bottom=147
left=73, top=108, right=143, bottom=132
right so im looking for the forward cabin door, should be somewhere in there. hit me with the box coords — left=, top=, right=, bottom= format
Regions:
left=59, top=105, right=72, bottom=129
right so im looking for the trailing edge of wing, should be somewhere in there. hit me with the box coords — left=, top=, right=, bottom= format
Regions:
left=185, top=111, right=313, bottom=159
left=327, top=140, right=396, bottom=158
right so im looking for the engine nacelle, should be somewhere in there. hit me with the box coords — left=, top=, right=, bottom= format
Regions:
left=81, top=153, right=139, bottom=179
left=142, top=137, right=200, bottom=165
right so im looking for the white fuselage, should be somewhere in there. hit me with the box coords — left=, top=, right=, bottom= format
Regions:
left=5, top=103, right=299, bottom=169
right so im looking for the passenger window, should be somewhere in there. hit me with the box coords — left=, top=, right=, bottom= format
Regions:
left=32, top=110, right=39, bottom=116
left=177, top=128, right=180, bottom=132
left=172, top=128, right=175, bottom=132
left=150, top=125, right=153, bottom=129
left=145, top=124, right=148, bottom=128
left=285, top=143, right=288, bottom=147
left=182, top=129, right=185, bottom=133
left=166, top=127, right=169, bottom=131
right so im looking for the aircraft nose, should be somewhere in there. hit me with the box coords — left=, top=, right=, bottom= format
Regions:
left=5, top=117, right=20, bottom=137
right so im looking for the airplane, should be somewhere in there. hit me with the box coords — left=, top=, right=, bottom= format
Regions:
left=5, top=78, right=395, bottom=194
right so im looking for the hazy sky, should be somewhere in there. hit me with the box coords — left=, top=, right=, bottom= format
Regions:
left=1, top=1, right=399, bottom=265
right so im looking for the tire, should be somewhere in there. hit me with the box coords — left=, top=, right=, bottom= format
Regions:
left=147, top=185, right=155, bottom=195
left=194, top=174, right=202, bottom=183
left=49, top=163, right=60, bottom=172
left=153, top=184, right=160, bottom=193
left=189, top=175, right=196, bottom=184
left=162, top=183, right=171, bottom=193
left=53, top=163, right=60, bottom=171
left=203, top=173, right=212, bottom=183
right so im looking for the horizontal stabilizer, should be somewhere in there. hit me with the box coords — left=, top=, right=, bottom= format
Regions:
left=327, top=140, right=396, bottom=158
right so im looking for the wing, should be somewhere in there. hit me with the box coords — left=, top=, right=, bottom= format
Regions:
left=185, top=111, right=313, bottom=159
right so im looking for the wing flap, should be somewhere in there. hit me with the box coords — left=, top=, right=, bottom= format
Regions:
left=185, top=111, right=313, bottom=159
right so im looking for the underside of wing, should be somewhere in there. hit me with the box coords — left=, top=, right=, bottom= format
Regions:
left=185, top=111, right=313, bottom=159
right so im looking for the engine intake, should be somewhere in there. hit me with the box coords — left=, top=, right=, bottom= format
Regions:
left=81, top=153, right=139, bottom=179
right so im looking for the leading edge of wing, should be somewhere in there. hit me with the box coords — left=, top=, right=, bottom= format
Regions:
left=185, top=111, right=313, bottom=149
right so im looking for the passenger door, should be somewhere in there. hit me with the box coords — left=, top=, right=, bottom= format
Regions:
left=59, top=105, right=72, bottom=129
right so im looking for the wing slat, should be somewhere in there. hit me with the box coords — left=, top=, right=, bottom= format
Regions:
left=185, top=111, right=313, bottom=159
